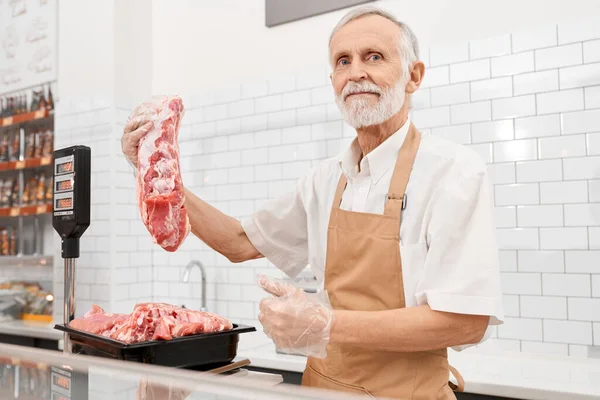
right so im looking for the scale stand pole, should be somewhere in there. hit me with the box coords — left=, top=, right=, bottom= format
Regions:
left=62, top=236, right=79, bottom=354
left=63, top=257, right=76, bottom=353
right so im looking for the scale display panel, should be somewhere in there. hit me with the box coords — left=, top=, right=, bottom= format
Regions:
left=54, top=155, right=75, bottom=217
left=55, top=194, right=73, bottom=211
left=55, top=155, right=74, bottom=175
left=55, top=174, right=74, bottom=193
left=50, top=368, right=71, bottom=398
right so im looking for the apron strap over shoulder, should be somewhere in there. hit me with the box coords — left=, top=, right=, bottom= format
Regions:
left=384, top=123, right=421, bottom=218
left=332, top=173, right=348, bottom=209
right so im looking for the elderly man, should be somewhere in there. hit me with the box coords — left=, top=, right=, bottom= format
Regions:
left=123, top=5, right=503, bottom=399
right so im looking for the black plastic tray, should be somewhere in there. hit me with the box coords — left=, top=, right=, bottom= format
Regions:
left=54, top=323, right=256, bottom=368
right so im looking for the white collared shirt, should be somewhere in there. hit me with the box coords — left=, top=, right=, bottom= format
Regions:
left=242, top=118, right=504, bottom=350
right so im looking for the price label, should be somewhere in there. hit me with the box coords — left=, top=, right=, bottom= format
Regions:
left=41, top=156, right=52, bottom=165
left=9, top=208, right=19, bottom=217
left=36, top=205, right=47, bottom=214
left=15, top=161, right=25, bottom=169
left=34, top=109, right=45, bottom=119
left=3, top=117, right=13, bottom=125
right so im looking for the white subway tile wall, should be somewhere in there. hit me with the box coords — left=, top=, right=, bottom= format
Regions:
left=47, top=19, right=600, bottom=357
left=52, top=103, right=117, bottom=320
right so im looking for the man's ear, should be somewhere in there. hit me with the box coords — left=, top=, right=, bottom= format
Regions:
left=405, top=61, right=425, bottom=95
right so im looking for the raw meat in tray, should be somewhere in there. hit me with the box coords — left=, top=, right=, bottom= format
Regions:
left=69, top=303, right=233, bottom=344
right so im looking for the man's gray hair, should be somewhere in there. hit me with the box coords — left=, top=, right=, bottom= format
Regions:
left=329, top=6, right=419, bottom=79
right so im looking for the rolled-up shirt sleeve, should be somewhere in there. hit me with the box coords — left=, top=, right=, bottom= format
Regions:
left=241, top=179, right=309, bottom=279
left=415, top=168, right=504, bottom=350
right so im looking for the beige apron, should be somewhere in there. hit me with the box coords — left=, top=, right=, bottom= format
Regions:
left=301, top=123, right=465, bottom=399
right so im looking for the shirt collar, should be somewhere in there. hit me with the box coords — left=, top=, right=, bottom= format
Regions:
left=339, top=117, right=411, bottom=184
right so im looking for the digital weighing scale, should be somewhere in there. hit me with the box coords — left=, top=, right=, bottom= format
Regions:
left=50, top=145, right=91, bottom=400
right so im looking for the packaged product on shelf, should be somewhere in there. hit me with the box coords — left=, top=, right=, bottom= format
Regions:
left=0, top=180, right=5, bottom=207
left=0, top=180, right=8, bottom=208
left=46, top=176, right=53, bottom=202
left=25, top=132, right=36, bottom=159
left=9, top=129, right=20, bottom=161
left=36, top=173, right=46, bottom=204
left=0, top=131, right=9, bottom=162
left=1, top=179, right=13, bottom=208
left=22, top=177, right=34, bottom=205
left=34, top=129, right=43, bottom=158
left=42, top=129, right=53, bottom=156
left=10, top=178, right=18, bottom=206
left=28, top=176, right=38, bottom=205
left=9, top=228, right=16, bottom=256
left=21, top=178, right=29, bottom=205
left=0, top=228, right=8, bottom=256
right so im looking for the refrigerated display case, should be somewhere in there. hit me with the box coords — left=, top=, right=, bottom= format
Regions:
left=0, top=343, right=373, bottom=400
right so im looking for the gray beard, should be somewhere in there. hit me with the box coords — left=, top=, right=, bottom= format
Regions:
left=336, top=80, right=406, bottom=129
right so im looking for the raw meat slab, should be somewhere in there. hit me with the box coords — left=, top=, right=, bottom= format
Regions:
left=136, top=96, right=190, bottom=252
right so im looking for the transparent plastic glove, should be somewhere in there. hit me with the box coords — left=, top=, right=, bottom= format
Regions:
left=257, top=275, right=334, bottom=359
left=257, top=274, right=301, bottom=297
left=121, top=101, right=157, bottom=169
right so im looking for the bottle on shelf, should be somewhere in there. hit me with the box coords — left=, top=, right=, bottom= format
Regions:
left=38, top=86, right=46, bottom=110
left=29, top=90, right=39, bottom=112
left=20, top=93, right=27, bottom=114
left=47, top=85, right=54, bottom=110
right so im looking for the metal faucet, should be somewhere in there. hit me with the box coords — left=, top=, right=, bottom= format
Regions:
left=182, top=260, right=207, bottom=312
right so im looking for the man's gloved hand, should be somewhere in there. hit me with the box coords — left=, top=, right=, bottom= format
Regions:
left=257, top=274, right=334, bottom=359
left=257, top=274, right=301, bottom=297
left=121, top=101, right=156, bottom=168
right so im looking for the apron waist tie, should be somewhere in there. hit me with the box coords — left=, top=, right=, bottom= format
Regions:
left=448, top=365, right=465, bottom=392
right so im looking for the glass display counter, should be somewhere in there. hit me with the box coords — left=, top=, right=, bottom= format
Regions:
left=0, top=343, right=372, bottom=400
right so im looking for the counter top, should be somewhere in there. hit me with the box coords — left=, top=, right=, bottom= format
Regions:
left=0, top=319, right=62, bottom=341
left=2, top=319, right=598, bottom=399
left=237, top=344, right=600, bottom=400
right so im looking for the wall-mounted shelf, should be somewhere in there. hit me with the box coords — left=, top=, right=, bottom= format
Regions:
left=0, top=109, right=52, bottom=128
left=0, top=157, right=53, bottom=172
left=0, top=204, right=52, bottom=218
left=0, top=255, right=53, bottom=267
